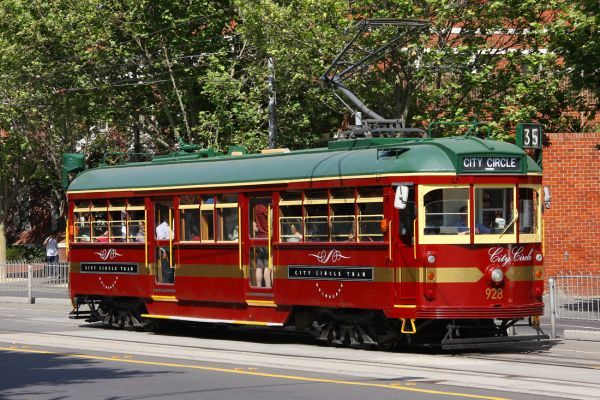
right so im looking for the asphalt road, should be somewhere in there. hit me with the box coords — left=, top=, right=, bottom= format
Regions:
left=0, top=302, right=599, bottom=400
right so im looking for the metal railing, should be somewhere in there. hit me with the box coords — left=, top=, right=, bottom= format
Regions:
left=549, top=274, right=600, bottom=338
left=0, top=261, right=68, bottom=302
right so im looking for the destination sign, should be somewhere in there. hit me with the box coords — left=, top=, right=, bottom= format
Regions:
left=461, top=156, right=521, bottom=172
left=288, top=266, right=373, bottom=281
left=81, top=263, right=138, bottom=274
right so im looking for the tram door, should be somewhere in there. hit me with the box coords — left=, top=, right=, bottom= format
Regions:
left=395, top=187, right=417, bottom=303
left=244, top=195, right=274, bottom=299
left=152, top=200, right=176, bottom=288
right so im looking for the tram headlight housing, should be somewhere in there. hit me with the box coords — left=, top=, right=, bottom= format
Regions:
left=490, top=268, right=504, bottom=284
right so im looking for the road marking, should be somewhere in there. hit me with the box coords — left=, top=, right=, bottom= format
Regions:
left=554, top=349, right=600, bottom=355
left=0, top=346, right=508, bottom=400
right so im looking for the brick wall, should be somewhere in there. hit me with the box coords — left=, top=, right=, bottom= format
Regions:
left=543, top=132, right=600, bottom=276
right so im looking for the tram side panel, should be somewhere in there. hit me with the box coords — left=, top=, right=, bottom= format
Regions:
left=69, top=245, right=151, bottom=300
left=273, top=244, right=394, bottom=310
left=174, top=244, right=244, bottom=302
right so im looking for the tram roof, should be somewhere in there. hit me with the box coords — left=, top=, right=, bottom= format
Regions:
left=67, top=136, right=542, bottom=194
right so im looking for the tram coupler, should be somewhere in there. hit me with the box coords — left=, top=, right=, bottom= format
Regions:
left=400, top=318, right=417, bottom=334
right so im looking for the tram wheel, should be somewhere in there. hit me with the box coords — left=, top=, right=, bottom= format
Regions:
left=309, top=309, right=397, bottom=350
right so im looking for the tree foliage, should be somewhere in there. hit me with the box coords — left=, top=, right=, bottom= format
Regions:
left=549, top=0, right=599, bottom=112
left=0, top=0, right=593, bottom=247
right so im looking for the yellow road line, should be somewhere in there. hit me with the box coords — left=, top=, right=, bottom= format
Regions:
left=0, top=345, right=508, bottom=400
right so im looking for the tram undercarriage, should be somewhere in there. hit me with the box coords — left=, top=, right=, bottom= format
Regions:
left=70, top=296, right=155, bottom=331
left=71, top=297, right=548, bottom=350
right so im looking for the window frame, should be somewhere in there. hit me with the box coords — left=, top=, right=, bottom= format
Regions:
left=473, top=184, right=517, bottom=244
left=277, top=187, right=387, bottom=244
left=419, top=185, right=471, bottom=245
left=518, top=184, right=542, bottom=243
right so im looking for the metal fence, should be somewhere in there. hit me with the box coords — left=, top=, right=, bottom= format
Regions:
left=549, top=274, right=600, bottom=338
left=0, top=261, right=68, bottom=302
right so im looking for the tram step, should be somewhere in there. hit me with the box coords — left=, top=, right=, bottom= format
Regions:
left=441, top=334, right=550, bottom=350
left=69, top=310, right=92, bottom=319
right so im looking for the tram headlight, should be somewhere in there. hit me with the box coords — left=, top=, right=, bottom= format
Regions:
left=535, top=253, right=543, bottom=263
left=490, top=268, right=504, bottom=284
left=427, top=254, right=436, bottom=264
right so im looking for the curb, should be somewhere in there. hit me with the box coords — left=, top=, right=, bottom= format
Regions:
left=563, top=329, right=600, bottom=342
left=0, top=297, right=71, bottom=306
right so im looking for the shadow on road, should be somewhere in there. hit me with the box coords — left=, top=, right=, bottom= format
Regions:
left=0, top=349, right=180, bottom=397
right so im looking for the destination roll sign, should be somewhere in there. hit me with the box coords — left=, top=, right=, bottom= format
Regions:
left=461, top=156, right=521, bottom=173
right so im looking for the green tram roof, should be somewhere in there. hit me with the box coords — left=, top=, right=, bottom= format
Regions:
left=67, top=137, right=541, bottom=194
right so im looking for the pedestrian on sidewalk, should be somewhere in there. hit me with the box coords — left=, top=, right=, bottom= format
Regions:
left=43, top=232, right=59, bottom=278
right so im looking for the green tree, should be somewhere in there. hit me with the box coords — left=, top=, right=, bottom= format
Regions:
left=549, top=0, right=599, bottom=114
left=237, top=0, right=566, bottom=141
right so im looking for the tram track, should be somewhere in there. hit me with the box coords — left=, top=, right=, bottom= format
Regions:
left=1, top=322, right=599, bottom=400
left=1, top=319, right=598, bottom=374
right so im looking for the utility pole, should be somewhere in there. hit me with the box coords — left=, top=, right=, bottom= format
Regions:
left=267, top=57, right=278, bottom=149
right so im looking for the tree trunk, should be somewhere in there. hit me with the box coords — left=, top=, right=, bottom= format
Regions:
left=0, top=175, right=6, bottom=274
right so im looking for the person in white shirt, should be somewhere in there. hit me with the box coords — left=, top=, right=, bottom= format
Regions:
left=44, top=232, right=59, bottom=277
left=155, top=219, right=172, bottom=240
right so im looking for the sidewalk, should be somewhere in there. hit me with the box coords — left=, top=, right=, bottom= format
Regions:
left=540, top=294, right=600, bottom=342
left=0, top=296, right=71, bottom=306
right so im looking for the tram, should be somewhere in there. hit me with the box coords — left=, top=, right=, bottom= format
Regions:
left=66, top=123, right=548, bottom=349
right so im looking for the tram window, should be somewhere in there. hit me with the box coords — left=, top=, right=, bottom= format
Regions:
left=89, top=200, right=108, bottom=241
left=217, top=194, right=238, bottom=242
left=519, top=188, right=540, bottom=235
left=180, top=209, right=200, bottom=241
left=156, top=247, right=174, bottom=284
left=357, top=187, right=382, bottom=202
left=423, top=188, right=468, bottom=235
left=74, top=212, right=91, bottom=242
left=128, top=198, right=144, bottom=208
left=250, top=198, right=271, bottom=239
left=475, top=188, right=514, bottom=235
left=305, top=190, right=327, bottom=202
left=74, top=201, right=91, bottom=242
left=110, top=198, right=126, bottom=208
left=331, top=188, right=355, bottom=200
left=399, top=188, right=416, bottom=245
left=199, top=195, right=215, bottom=241
left=358, top=203, right=384, bottom=242
left=126, top=199, right=145, bottom=242
left=75, top=200, right=90, bottom=209
left=180, top=195, right=200, bottom=205
left=92, top=212, right=108, bottom=241
left=280, top=206, right=303, bottom=242
left=154, top=202, right=173, bottom=240
left=128, top=210, right=145, bottom=242
left=218, top=207, right=238, bottom=241
left=108, top=210, right=127, bottom=242
left=304, top=205, right=328, bottom=242
left=331, top=204, right=356, bottom=241
left=219, top=194, right=238, bottom=204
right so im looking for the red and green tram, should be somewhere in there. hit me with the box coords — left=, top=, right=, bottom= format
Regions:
left=67, top=133, right=547, bottom=349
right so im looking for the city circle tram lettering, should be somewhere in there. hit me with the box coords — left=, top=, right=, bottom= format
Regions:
left=462, top=156, right=521, bottom=172
left=81, top=263, right=138, bottom=274
left=288, top=266, right=373, bottom=281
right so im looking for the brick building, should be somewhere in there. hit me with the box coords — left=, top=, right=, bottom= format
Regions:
left=543, top=132, right=600, bottom=276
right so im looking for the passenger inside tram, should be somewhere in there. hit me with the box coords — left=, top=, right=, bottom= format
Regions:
left=457, top=206, right=491, bottom=235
